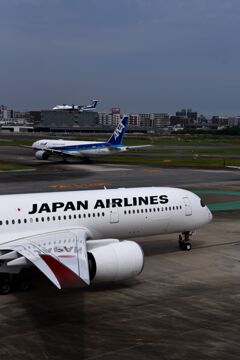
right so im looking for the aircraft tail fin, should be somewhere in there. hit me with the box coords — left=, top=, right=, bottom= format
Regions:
left=82, top=99, right=98, bottom=111
left=107, top=116, right=128, bottom=146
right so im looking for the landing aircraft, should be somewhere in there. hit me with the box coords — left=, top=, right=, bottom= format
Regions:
left=30, top=116, right=150, bottom=161
left=0, top=186, right=212, bottom=293
left=52, top=99, right=98, bottom=112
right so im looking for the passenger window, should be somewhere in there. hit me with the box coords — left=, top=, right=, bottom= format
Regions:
left=0, top=221, right=2, bottom=225
left=12, top=220, right=15, bottom=225
left=41, top=217, right=44, bottom=222
left=6, top=220, right=9, bottom=225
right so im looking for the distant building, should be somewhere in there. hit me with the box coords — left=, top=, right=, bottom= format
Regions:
left=152, top=113, right=170, bottom=128
left=34, top=110, right=99, bottom=132
left=129, top=114, right=140, bottom=127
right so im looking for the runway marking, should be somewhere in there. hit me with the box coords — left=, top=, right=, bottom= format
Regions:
left=48, top=182, right=112, bottom=189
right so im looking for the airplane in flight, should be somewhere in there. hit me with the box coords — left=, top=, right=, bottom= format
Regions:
left=30, top=116, right=150, bottom=161
left=0, top=186, right=212, bottom=294
left=52, top=99, right=98, bottom=112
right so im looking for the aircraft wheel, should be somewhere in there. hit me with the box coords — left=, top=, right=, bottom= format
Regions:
left=18, top=277, right=31, bottom=291
left=0, top=279, right=12, bottom=295
left=185, top=242, right=192, bottom=251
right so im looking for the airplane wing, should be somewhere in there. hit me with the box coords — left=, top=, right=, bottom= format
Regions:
left=124, top=145, right=152, bottom=150
left=107, top=145, right=152, bottom=151
left=0, top=229, right=90, bottom=289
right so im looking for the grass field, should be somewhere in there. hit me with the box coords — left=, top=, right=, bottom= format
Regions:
left=0, top=163, right=34, bottom=171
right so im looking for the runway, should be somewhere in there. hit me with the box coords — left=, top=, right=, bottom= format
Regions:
left=0, top=147, right=240, bottom=359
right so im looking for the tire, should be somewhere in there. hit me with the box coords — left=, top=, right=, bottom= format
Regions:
left=185, top=242, right=192, bottom=251
left=18, top=278, right=31, bottom=291
left=0, top=280, right=12, bottom=295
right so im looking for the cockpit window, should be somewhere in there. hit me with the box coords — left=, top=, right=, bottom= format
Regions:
left=200, top=199, right=206, bottom=207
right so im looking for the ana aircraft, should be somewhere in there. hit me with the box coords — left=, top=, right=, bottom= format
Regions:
left=30, top=116, right=150, bottom=161
left=0, top=186, right=212, bottom=294
left=52, top=99, right=98, bottom=112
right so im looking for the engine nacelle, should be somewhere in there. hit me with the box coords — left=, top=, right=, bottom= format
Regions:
left=88, top=240, right=144, bottom=283
left=35, top=150, right=49, bottom=160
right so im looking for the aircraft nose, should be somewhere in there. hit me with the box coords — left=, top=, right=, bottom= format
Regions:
left=207, top=207, right=213, bottom=223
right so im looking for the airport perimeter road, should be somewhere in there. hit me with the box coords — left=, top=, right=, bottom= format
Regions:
left=0, top=212, right=239, bottom=360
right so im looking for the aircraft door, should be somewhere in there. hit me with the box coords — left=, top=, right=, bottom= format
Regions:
left=110, top=204, right=119, bottom=224
left=183, top=197, right=192, bottom=216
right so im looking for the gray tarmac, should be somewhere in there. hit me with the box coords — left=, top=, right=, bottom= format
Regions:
left=0, top=147, right=240, bottom=359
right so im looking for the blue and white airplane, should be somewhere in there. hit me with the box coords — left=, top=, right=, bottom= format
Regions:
left=52, top=99, right=98, bottom=112
left=31, top=116, right=150, bottom=161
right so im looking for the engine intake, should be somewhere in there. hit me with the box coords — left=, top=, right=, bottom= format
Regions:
left=88, top=240, right=144, bottom=283
left=35, top=150, right=49, bottom=160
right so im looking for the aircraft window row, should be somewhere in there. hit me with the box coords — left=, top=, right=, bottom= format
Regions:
left=0, top=212, right=105, bottom=226
left=123, top=205, right=182, bottom=215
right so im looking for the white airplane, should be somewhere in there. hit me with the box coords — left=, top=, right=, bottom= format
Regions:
left=0, top=186, right=212, bottom=294
left=30, top=116, right=150, bottom=161
left=52, top=99, right=98, bottom=112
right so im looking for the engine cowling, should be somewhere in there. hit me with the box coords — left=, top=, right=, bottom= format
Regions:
left=88, top=240, right=144, bottom=283
left=35, top=150, right=49, bottom=160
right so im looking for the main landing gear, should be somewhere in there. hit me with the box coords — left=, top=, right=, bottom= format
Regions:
left=0, top=271, right=32, bottom=295
left=179, top=231, right=193, bottom=251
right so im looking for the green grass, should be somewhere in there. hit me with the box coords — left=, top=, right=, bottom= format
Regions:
left=0, top=163, right=34, bottom=171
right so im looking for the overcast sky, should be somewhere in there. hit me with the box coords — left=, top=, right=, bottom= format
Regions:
left=0, top=0, right=240, bottom=115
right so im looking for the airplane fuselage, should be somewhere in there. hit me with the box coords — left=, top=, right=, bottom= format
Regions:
left=32, top=139, right=126, bottom=157
left=0, top=187, right=212, bottom=243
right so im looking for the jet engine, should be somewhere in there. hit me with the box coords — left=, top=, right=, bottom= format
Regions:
left=35, top=150, right=50, bottom=160
left=88, top=240, right=144, bottom=283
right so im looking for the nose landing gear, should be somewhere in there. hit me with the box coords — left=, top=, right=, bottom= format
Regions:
left=179, top=231, right=192, bottom=251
